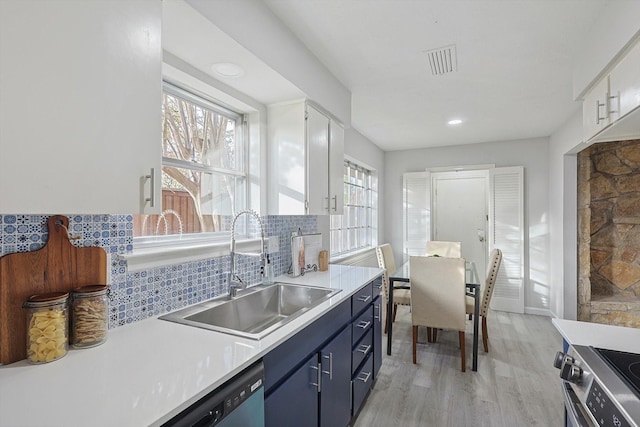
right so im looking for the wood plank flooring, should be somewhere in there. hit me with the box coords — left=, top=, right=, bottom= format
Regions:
left=354, top=308, right=564, bottom=427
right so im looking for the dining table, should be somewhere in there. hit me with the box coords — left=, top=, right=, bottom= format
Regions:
left=386, top=259, right=481, bottom=371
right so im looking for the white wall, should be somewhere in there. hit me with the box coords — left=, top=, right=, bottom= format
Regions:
left=572, top=1, right=640, bottom=99
left=185, top=0, right=351, bottom=126
left=384, top=138, right=550, bottom=314
left=548, top=110, right=583, bottom=319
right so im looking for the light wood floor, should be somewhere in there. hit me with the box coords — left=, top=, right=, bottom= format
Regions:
left=354, top=308, right=564, bottom=427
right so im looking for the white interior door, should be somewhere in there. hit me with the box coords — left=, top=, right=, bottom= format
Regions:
left=489, top=166, right=525, bottom=313
left=432, top=171, right=488, bottom=279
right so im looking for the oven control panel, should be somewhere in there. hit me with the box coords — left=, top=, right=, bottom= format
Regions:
left=587, top=380, right=631, bottom=427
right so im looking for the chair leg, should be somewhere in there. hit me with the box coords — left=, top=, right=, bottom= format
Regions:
left=384, top=303, right=389, bottom=334
left=482, top=316, right=489, bottom=352
left=459, top=331, right=466, bottom=372
left=393, top=304, right=398, bottom=322
left=412, top=326, right=418, bottom=364
left=432, top=328, right=438, bottom=342
left=426, top=327, right=432, bottom=343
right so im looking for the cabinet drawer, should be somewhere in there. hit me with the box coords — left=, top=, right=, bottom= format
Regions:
left=352, top=354, right=374, bottom=417
left=352, top=328, right=373, bottom=374
left=351, top=306, right=373, bottom=345
left=371, top=277, right=383, bottom=300
left=352, top=283, right=373, bottom=316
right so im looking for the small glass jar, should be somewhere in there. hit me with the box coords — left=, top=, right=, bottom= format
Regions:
left=23, top=292, right=69, bottom=364
left=71, top=284, right=109, bottom=348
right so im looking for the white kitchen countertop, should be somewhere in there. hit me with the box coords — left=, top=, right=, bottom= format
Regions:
left=552, top=318, right=640, bottom=353
left=0, top=264, right=383, bottom=427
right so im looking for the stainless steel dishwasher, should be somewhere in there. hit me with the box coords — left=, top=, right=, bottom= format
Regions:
left=163, top=361, right=265, bottom=427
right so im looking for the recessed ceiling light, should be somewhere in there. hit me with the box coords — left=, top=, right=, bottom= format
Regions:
left=211, top=62, right=245, bottom=78
left=447, top=119, right=463, bottom=125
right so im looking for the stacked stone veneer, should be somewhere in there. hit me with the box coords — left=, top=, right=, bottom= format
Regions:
left=577, top=139, right=640, bottom=327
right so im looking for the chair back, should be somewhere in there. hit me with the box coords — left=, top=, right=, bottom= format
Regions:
left=375, top=244, right=397, bottom=299
left=409, top=256, right=466, bottom=331
left=426, top=241, right=461, bottom=258
left=479, top=248, right=503, bottom=317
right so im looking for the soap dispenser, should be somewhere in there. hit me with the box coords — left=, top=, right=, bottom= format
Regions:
left=263, top=255, right=274, bottom=285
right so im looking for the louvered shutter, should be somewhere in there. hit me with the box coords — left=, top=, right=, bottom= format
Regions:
left=489, top=166, right=524, bottom=313
left=402, top=172, right=430, bottom=262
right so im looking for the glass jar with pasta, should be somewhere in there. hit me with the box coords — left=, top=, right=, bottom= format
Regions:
left=23, top=292, right=69, bottom=364
left=71, top=284, right=109, bottom=348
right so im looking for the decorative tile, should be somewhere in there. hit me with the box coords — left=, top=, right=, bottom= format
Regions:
left=0, top=214, right=318, bottom=329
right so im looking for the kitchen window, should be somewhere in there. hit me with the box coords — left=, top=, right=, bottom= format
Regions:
left=330, top=161, right=375, bottom=257
left=133, top=83, right=247, bottom=244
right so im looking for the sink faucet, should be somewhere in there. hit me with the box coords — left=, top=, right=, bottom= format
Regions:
left=228, top=210, right=266, bottom=298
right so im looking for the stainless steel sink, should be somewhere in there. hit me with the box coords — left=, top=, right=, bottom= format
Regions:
left=159, top=283, right=341, bottom=339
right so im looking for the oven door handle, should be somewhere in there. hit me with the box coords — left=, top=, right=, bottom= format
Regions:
left=562, top=381, right=596, bottom=427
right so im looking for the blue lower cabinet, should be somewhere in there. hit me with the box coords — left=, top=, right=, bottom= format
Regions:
left=319, top=327, right=352, bottom=427
left=264, top=276, right=383, bottom=427
left=265, top=353, right=318, bottom=427
left=373, top=295, right=382, bottom=379
left=352, top=354, right=374, bottom=416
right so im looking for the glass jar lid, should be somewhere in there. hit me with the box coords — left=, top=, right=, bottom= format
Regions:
left=23, top=291, right=69, bottom=308
left=73, top=284, right=108, bottom=296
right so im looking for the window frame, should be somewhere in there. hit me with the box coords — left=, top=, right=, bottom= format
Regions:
left=330, top=160, right=375, bottom=258
left=133, top=81, right=249, bottom=249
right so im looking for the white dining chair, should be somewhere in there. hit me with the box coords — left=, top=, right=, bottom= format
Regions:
left=425, top=241, right=461, bottom=258
left=410, top=255, right=467, bottom=371
left=375, top=244, right=411, bottom=333
left=465, top=248, right=502, bottom=352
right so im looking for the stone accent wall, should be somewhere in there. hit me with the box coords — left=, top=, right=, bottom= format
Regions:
left=577, top=139, right=640, bottom=328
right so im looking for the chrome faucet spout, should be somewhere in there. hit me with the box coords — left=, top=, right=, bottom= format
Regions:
left=228, top=210, right=266, bottom=298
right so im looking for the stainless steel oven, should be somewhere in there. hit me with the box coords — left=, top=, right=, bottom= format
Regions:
left=554, top=345, right=640, bottom=427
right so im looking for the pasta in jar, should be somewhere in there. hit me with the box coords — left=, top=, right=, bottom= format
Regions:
left=23, top=292, right=69, bottom=364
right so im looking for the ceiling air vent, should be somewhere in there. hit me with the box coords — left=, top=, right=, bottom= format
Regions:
left=424, top=44, right=457, bottom=76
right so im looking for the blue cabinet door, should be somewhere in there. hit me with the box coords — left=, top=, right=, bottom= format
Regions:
left=373, top=295, right=382, bottom=379
left=320, top=327, right=352, bottom=427
left=265, top=353, right=318, bottom=427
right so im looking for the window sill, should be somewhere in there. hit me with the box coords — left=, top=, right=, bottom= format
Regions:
left=118, top=237, right=262, bottom=272
left=330, top=247, right=376, bottom=266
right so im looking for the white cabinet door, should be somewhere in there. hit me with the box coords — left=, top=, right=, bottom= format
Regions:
left=268, top=100, right=343, bottom=216
left=0, top=0, right=161, bottom=214
left=610, top=40, right=640, bottom=120
left=582, top=76, right=610, bottom=141
left=328, top=121, right=344, bottom=215
left=306, top=105, right=330, bottom=215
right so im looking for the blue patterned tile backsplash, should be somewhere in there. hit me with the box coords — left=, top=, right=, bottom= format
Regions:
left=0, top=214, right=317, bottom=328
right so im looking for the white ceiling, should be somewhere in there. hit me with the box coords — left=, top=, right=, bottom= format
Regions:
left=165, top=0, right=611, bottom=151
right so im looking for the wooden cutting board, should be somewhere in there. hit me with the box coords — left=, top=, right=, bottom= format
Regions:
left=0, top=215, right=107, bottom=364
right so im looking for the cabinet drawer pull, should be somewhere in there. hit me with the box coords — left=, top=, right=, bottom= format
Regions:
left=356, top=320, right=371, bottom=329
left=322, top=352, right=333, bottom=380
left=357, top=371, right=371, bottom=383
left=357, top=295, right=371, bottom=303
left=596, top=99, right=607, bottom=124
left=374, top=304, right=381, bottom=321
left=357, top=344, right=371, bottom=355
left=332, top=195, right=338, bottom=212
left=310, top=363, right=321, bottom=392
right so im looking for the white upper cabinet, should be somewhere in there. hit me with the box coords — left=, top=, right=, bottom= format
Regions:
left=583, top=39, right=640, bottom=144
left=268, top=100, right=344, bottom=215
left=583, top=76, right=611, bottom=141
left=609, top=40, right=640, bottom=121
left=0, top=0, right=162, bottom=214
